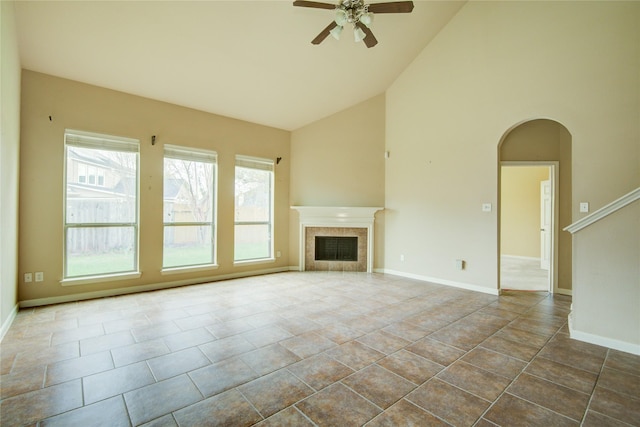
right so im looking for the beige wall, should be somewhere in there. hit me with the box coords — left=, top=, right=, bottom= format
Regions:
left=500, top=166, right=549, bottom=258
left=572, top=200, right=639, bottom=349
left=19, top=71, right=290, bottom=304
left=289, top=94, right=386, bottom=268
left=385, top=1, right=639, bottom=294
left=1, top=1, right=21, bottom=334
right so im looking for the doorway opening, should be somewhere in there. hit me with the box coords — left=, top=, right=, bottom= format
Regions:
left=497, top=118, right=573, bottom=296
left=500, top=163, right=555, bottom=292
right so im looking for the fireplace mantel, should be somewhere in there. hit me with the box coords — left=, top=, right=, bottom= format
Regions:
left=291, top=206, right=384, bottom=272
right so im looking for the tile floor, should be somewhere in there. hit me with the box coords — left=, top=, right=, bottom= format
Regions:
left=1, top=272, right=639, bottom=426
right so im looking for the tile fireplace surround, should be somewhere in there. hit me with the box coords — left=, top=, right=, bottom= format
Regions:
left=291, top=207, right=384, bottom=273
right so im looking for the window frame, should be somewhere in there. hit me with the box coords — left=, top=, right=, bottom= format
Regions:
left=62, top=129, right=140, bottom=284
left=233, top=155, right=275, bottom=264
left=162, top=144, right=218, bottom=271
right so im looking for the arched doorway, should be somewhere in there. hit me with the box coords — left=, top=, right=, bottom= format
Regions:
left=498, top=119, right=573, bottom=295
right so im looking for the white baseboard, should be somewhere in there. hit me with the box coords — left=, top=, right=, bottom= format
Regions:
left=0, top=303, right=19, bottom=342
left=554, top=287, right=573, bottom=296
left=569, top=312, right=640, bottom=355
left=381, top=269, right=499, bottom=296
left=19, top=267, right=291, bottom=308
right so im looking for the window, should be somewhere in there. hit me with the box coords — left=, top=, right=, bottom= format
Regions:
left=64, top=130, right=139, bottom=279
left=163, top=145, right=217, bottom=269
left=234, top=155, right=274, bottom=262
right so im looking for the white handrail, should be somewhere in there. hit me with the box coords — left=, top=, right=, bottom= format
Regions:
left=564, top=187, right=640, bottom=234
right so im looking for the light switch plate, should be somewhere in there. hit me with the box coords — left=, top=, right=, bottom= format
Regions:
left=482, top=203, right=492, bottom=212
left=579, top=202, right=589, bottom=213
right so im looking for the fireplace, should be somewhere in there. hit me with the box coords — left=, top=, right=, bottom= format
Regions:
left=291, top=206, right=383, bottom=273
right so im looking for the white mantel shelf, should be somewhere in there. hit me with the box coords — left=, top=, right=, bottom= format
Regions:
left=291, top=206, right=384, bottom=272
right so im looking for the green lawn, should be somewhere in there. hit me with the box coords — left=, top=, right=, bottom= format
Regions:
left=67, top=244, right=270, bottom=277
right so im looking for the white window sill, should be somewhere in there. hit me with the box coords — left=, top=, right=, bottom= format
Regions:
left=61, top=271, right=142, bottom=286
left=161, top=264, right=219, bottom=275
left=233, top=258, right=276, bottom=267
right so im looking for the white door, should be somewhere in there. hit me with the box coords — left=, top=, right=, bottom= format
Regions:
left=540, top=180, right=551, bottom=270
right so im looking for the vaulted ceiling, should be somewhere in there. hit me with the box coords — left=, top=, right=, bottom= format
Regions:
left=15, top=1, right=465, bottom=130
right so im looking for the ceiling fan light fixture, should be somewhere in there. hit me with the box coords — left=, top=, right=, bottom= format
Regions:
left=354, top=26, right=366, bottom=42
left=330, top=25, right=343, bottom=40
left=334, top=8, right=348, bottom=26
left=359, top=12, right=373, bottom=27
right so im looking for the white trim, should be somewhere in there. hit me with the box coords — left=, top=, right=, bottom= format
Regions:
left=161, top=264, right=219, bottom=275
left=61, top=272, right=142, bottom=286
left=554, top=287, right=572, bottom=296
left=22, top=267, right=290, bottom=308
left=564, top=187, right=640, bottom=234
left=0, top=304, right=19, bottom=342
left=233, top=258, right=276, bottom=267
left=382, top=269, right=500, bottom=296
left=569, top=313, right=640, bottom=355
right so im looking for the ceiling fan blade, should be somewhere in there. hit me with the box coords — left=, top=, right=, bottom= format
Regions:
left=368, top=1, right=414, bottom=14
left=311, top=21, right=338, bottom=45
left=293, top=1, right=336, bottom=10
left=356, top=22, right=378, bottom=48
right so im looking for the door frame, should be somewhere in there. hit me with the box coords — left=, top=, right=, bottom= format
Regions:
left=499, top=161, right=559, bottom=294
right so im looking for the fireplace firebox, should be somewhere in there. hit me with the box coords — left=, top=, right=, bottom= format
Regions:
left=315, top=236, right=358, bottom=261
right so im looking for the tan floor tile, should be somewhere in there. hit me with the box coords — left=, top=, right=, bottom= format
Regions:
left=83, top=361, right=155, bottom=404
left=0, top=365, right=46, bottom=399
left=377, top=349, right=443, bottom=385
left=124, top=374, right=203, bottom=425
left=367, top=399, right=450, bottom=427
left=483, top=393, right=578, bottom=427
left=582, top=410, right=633, bottom=427
left=189, top=357, right=259, bottom=397
left=111, top=338, right=171, bottom=367
left=80, top=330, right=135, bottom=355
left=343, top=364, right=416, bottom=409
left=173, top=388, right=262, bottom=427
left=39, top=395, right=130, bottom=427
left=589, top=385, right=640, bottom=425
left=406, top=378, right=489, bottom=426
left=11, top=341, right=79, bottom=371
left=597, top=366, right=640, bottom=399
left=508, top=373, right=590, bottom=421
left=256, top=406, right=315, bottom=426
left=296, top=383, right=381, bottom=426
left=605, top=349, right=640, bottom=376
left=0, top=379, right=83, bottom=426
left=406, top=337, right=465, bottom=366
left=239, top=369, right=314, bottom=418
left=279, top=331, right=336, bottom=359
left=288, top=353, right=353, bottom=391
left=437, top=361, right=511, bottom=401
left=317, top=323, right=365, bottom=344
left=357, top=330, right=411, bottom=355
left=325, top=340, right=385, bottom=370
left=45, top=351, right=113, bottom=386
left=240, top=325, right=293, bottom=348
left=462, top=347, right=526, bottom=380
left=239, top=343, right=300, bottom=375
left=480, top=334, right=540, bottom=362
left=525, top=356, right=598, bottom=394
left=147, top=347, right=210, bottom=381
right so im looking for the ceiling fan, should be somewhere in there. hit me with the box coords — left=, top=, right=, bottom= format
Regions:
left=293, top=0, right=414, bottom=48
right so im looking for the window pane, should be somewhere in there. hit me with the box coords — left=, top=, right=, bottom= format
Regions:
left=164, top=157, right=214, bottom=223
left=66, top=226, right=135, bottom=277
left=234, top=224, right=270, bottom=261
left=234, top=167, right=271, bottom=222
left=163, top=225, right=213, bottom=268
left=66, top=146, right=137, bottom=224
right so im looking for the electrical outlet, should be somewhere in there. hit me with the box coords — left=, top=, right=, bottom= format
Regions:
left=276, top=251, right=282, bottom=258
left=400, top=254, right=405, bottom=262
left=35, top=272, right=44, bottom=282
left=482, top=203, right=492, bottom=212
left=24, top=273, right=33, bottom=283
